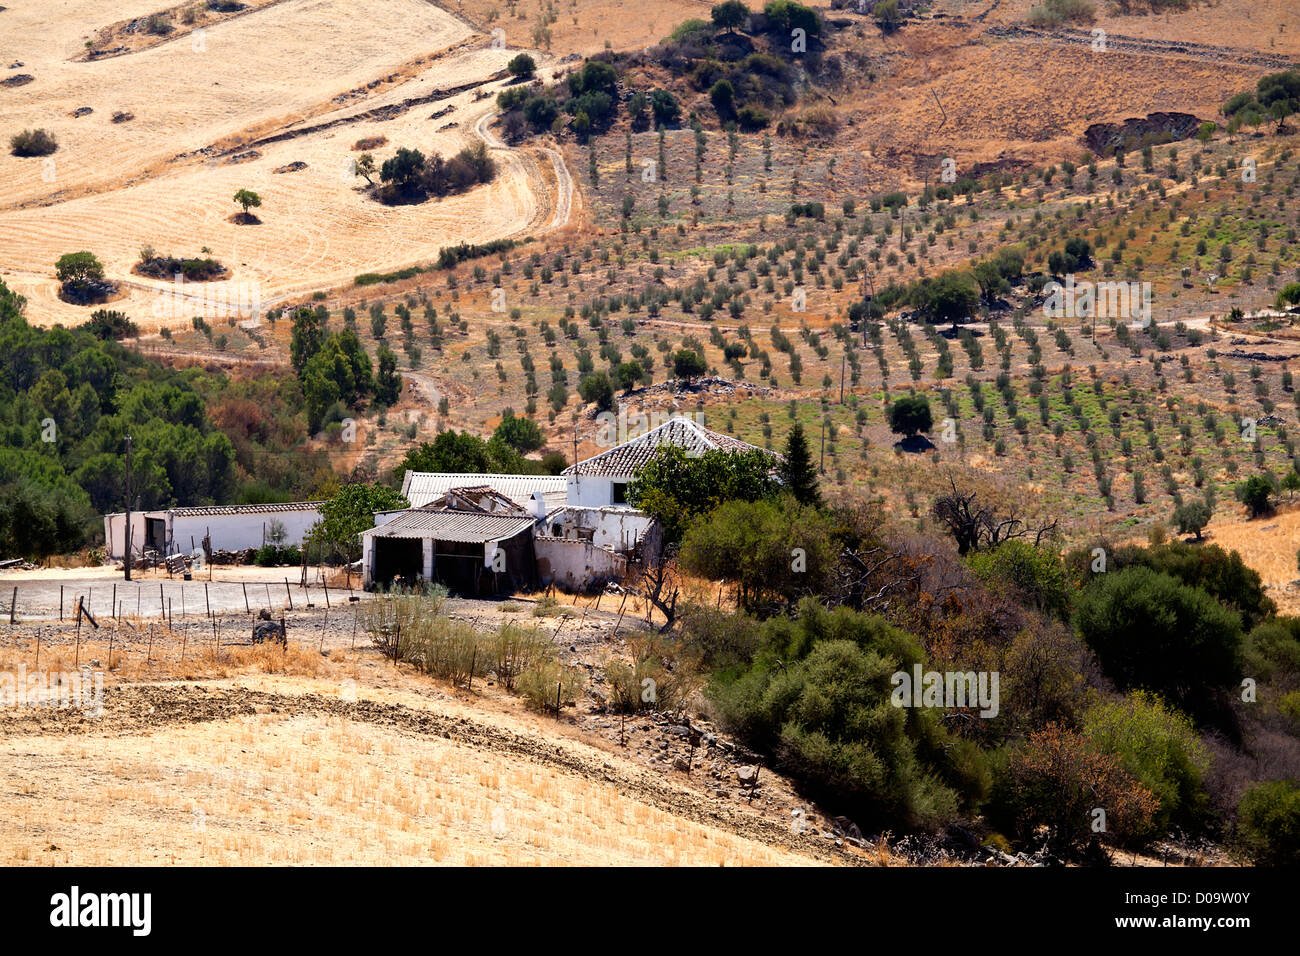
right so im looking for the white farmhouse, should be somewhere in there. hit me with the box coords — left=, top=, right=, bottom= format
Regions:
left=561, top=416, right=775, bottom=507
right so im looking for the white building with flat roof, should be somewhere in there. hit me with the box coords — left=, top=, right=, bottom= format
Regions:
left=103, top=501, right=323, bottom=560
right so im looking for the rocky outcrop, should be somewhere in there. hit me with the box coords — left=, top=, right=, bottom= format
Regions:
left=1084, top=112, right=1203, bottom=156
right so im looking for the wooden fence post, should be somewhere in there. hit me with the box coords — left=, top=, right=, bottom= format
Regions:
left=74, top=597, right=83, bottom=668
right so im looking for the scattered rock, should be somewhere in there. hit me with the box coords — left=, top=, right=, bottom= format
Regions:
left=736, top=765, right=759, bottom=786
left=252, top=619, right=286, bottom=644
left=1224, top=349, right=1299, bottom=363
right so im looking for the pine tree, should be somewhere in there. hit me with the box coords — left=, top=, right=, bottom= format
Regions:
left=779, top=422, right=820, bottom=506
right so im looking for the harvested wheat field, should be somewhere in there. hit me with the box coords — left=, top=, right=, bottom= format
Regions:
left=0, top=665, right=844, bottom=866
left=0, top=0, right=563, bottom=326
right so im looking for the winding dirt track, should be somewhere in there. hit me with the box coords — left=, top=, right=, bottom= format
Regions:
left=475, top=108, right=575, bottom=234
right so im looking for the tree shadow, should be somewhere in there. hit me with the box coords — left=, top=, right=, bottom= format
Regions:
left=894, top=435, right=936, bottom=453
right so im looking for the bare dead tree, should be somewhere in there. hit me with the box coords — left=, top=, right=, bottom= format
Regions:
left=830, top=544, right=921, bottom=613
left=632, top=546, right=681, bottom=633
left=931, top=476, right=1058, bottom=556
left=931, top=478, right=985, bottom=556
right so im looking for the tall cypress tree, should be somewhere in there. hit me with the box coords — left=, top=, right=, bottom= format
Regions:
left=778, top=422, right=820, bottom=506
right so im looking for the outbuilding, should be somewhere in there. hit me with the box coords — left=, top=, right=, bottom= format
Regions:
left=360, top=499, right=538, bottom=595
left=103, top=501, right=323, bottom=560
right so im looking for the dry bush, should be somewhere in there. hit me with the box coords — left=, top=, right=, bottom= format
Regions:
left=361, top=585, right=448, bottom=657
left=799, top=105, right=839, bottom=136
left=10, top=129, right=57, bottom=157
left=404, top=617, right=490, bottom=687
left=517, top=657, right=585, bottom=713
left=605, top=634, right=702, bottom=715
left=365, top=589, right=562, bottom=693
left=1027, top=0, right=1095, bottom=27
left=490, top=622, right=551, bottom=692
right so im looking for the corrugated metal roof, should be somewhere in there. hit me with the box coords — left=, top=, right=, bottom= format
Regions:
left=563, top=418, right=778, bottom=477
left=362, top=509, right=536, bottom=543
left=401, top=472, right=567, bottom=509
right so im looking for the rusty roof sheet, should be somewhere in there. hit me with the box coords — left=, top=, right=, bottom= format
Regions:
left=361, top=509, right=536, bottom=543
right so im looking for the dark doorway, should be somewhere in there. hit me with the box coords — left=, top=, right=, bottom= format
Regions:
left=146, top=518, right=166, bottom=553
left=373, top=537, right=423, bottom=587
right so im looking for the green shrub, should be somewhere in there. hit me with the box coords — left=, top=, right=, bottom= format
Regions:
left=1075, top=566, right=1242, bottom=716
left=506, top=53, right=536, bottom=79
left=1068, top=540, right=1274, bottom=631
left=1236, top=474, right=1275, bottom=517
left=86, top=309, right=138, bottom=341
left=968, top=539, right=1071, bottom=620
left=1236, top=779, right=1300, bottom=866
left=253, top=544, right=302, bottom=566
left=707, top=599, right=987, bottom=830
left=737, top=105, right=770, bottom=131
left=1243, top=617, right=1300, bottom=684
left=1083, top=692, right=1210, bottom=833
left=679, top=495, right=837, bottom=613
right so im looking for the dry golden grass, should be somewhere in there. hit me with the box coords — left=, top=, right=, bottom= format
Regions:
left=453, top=0, right=707, bottom=58
left=0, top=672, right=829, bottom=866
left=981, top=0, right=1300, bottom=57
left=0, top=628, right=335, bottom=684
left=1202, top=502, right=1300, bottom=616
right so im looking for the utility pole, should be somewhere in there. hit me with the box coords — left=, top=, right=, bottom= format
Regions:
left=839, top=354, right=846, bottom=404
left=819, top=419, right=826, bottom=475
left=124, top=434, right=133, bottom=581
